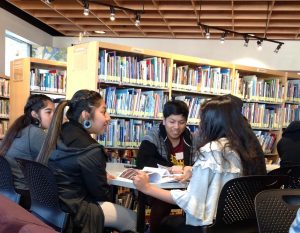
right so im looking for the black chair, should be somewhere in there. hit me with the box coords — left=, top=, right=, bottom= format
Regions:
left=255, top=189, right=300, bottom=233
left=0, top=156, right=21, bottom=203
left=268, top=165, right=300, bottom=188
left=16, top=158, right=69, bottom=233
left=203, top=175, right=289, bottom=233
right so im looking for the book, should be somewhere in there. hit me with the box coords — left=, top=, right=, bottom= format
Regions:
left=118, top=166, right=178, bottom=183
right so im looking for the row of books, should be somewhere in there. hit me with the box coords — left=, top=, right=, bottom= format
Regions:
left=97, top=119, right=159, bottom=148
left=30, top=68, right=66, bottom=93
left=0, top=78, right=9, bottom=97
left=0, top=100, right=9, bottom=118
left=98, top=50, right=169, bottom=87
left=175, top=95, right=206, bottom=124
left=100, top=87, right=168, bottom=118
left=232, top=73, right=284, bottom=102
left=282, top=104, right=300, bottom=127
left=254, top=131, right=277, bottom=154
left=242, top=103, right=283, bottom=129
left=286, top=80, right=300, bottom=103
left=172, top=65, right=231, bottom=94
left=0, top=120, right=8, bottom=137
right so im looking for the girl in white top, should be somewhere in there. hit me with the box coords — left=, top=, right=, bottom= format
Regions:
left=133, top=95, right=265, bottom=233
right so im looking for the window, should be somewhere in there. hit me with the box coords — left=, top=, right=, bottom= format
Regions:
left=5, top=31, right=32, bottom=76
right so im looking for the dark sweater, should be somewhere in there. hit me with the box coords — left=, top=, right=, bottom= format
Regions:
left=277, top=121, right=300, bottom=167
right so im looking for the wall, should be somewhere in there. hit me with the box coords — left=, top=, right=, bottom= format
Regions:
left=53, top=36, right=300, bottom=71
left=0, top=8, right=53, bottom=74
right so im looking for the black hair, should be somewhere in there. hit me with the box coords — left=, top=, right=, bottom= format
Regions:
left=163, top=100, right=189, bottom=120
left=0, top=94, right=53, bottom=156
left=197, top=95, right=259, bottom=175
left=36, top=89, right=103, bottom=165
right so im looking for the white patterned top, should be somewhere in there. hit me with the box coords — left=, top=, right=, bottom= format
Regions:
left=170, top=137, right=242, bottom=226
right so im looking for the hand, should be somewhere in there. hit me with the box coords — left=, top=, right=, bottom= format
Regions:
left=107, top=172, right=116, bottom=181
left=170, top=165, right=183, bottom=174
left=132, top=171, right=150, bottom=191
left=175, top=166, right=192, bottom=183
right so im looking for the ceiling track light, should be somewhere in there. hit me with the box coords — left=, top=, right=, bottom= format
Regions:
left=82, top=0, right=89, bottom=16
left=244, top=36, right=249, bottom=47
left=205, top=27, right=210, bottom=39
left=197, top=22, right=284, bottom=53
left=274, top=43, right=282, bottom=53
left=88, top=1, right=144, bottom=26
left=257, top=40, right=263, bottom=50
left=109, top=6, right=116, bottom=21
left=135, top=13, right=141, bottom=27
left=220, top=32, right=226, bottom=44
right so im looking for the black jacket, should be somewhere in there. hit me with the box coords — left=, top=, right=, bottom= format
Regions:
left=137, top=123, right=193, bottom=169
left=277, top=121, right=300, bottom=167
left=48, top=121, right=110, bottom=233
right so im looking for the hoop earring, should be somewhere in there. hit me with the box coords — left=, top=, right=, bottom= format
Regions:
left=83, top=120, right=92, bottom=129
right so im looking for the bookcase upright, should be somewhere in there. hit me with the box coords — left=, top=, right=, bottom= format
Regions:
left=10, top=57, right=67, bottom=125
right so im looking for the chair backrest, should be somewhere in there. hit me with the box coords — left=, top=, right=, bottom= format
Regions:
left=268, top=165, right=300, bottom=188
left=255, top=189, right=300, bottom=233
left=0, top=156, right=21, bottom=203
left=213, top=175, right=288, bottom=228
left=16, top=158, right=68, bottom=233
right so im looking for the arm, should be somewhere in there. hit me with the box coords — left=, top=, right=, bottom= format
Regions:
left=78, top=149, right=111, bottom=201
left=136, top=140, right=170, bottom=169
left=133, top=171, right=175, bottom=204
left=28, top=126, right=47, bottom=157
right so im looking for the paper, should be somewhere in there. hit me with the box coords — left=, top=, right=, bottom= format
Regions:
left=118, top=166, right=178, bottom=183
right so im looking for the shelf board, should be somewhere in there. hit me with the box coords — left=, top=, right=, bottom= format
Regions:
left=30, top=90, right=66, bottom=96
left=109, top=114, right=162, bottom=121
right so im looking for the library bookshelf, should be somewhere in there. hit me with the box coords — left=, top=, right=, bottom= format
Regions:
left=10, top=57, right=67, bottom=125
left=0, top=74, right=10, bottom=139
left=67, top=41, right=299, bottom=163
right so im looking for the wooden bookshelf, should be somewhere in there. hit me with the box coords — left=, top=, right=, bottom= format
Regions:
left=0, top=74, right=10, bottom=138
left=10, top=57, right=67, bottom=124
left=67, top=41, right=300, bottom=163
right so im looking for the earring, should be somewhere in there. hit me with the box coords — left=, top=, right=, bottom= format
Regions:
left=83, top=120, right=92, bottom=129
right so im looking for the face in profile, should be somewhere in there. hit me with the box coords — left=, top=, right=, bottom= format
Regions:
left=38, top=100, right=55, bottom=129
left=163, top=114, right=187, bottom=141
left=89, top=99, right=111, bottom=135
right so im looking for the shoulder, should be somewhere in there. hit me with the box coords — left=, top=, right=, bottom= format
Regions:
left=194, top=138, right=242, bottom=174
left=199, top=138, right=228, bottom=153
left=27, top=125, right=46, bottom=137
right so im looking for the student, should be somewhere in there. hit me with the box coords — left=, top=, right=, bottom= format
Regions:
left=0, top=94, right=54, bottom=209
left=225, top=94, right=267, bottom=174
left=133, top=95, right=266, bottom=233
left=277, top=121, right=300, bottom=167
left=36, top=90, right=136, bottom=233
left=136, top=99, right=193, bottom=233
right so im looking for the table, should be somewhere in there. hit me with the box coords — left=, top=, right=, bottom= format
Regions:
left=107, top=163, right=187, bottom=233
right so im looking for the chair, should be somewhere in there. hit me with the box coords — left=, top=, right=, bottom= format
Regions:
left=16, top=158, right=69, bottom=233
left=255, top=189, right=300, bottom=233
left=268, top=165, right=300, bottom=188
left=204, top=175, right=289, bottom=233
left=0, top=156, right=21, bottom=203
